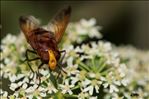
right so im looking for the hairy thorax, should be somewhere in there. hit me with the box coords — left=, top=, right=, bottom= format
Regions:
left=28, top=28, right=60, bottom=63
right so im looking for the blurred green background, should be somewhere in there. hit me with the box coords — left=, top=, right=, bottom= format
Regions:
left=1, top=1, right=149, bottom=49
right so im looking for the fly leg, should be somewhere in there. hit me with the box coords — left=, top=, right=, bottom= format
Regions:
left=56, top=50, right=67, bottom=78
left=24, top=49, right=41, bottom=81
left=25, top=50, right=44, bottom=87
left=56, top=63, right=67, bottom=79
left=59, top=50, right=66, bottom=65
left=24, top=49, right=40, bottom=73
left=36, top=62, right=44, bottom=87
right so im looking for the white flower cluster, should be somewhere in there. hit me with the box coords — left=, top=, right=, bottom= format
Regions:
left=0, top=35, right=127, bottom=99
left=1, top=18, right=148, bottom=99
left=63, top=18, right=102, bottom=45
left=114, top=46, right=149, bottom=99
left=104, top=46, right=149, bottom=99
left=61, top=41, right=127, bottom=99
left=1, top=34, right=28, bottom=78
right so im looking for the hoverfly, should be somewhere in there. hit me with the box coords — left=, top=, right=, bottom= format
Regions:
left=19, top=6, right=71, bottom=73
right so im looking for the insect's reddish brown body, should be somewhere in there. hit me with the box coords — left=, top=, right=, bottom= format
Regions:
left=20, top=6, right=71, bottom=70
left=28, top=28, right=60, bottom=64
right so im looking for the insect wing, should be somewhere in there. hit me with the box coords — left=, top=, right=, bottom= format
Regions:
left=19, top=16, right=40, bottom=39
left=47, top=6, right=71, bottom=43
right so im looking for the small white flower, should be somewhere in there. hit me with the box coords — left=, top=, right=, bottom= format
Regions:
left=39, top=69, right=49, bottom=76
left=114, top=80, right=121, bottom=86
left=90, top=96, right=98, bottom=99
left=22, top=83, right=28, bottom=89
left=4, top=58, right=11, bottom=64
left=9, top=75, right=17, bottom=82
left=103, top=83, right=109, bottom=88
left=65, top=57, right=79, bottom=76
left=118, top=64, right=127, bottom=77
left=66, top=57, right=73, bottom=66
left=13, top=92, right=19, bottom=97
left=38, top=86, right=46, bottom=92
left=10, top=83, right=18, bottom=91
left=25, top=84, right=38, bottom=93
left=80, top=18, right=96, bottom=27
left=88, top=72, right=96, bottom=78
left=111, top=93, right=124, bottom=99
left=25, top=87, right=34, bottom=93
left=83, top=79, right=102, bottom=95
left=40, top=92, right=46, bottom=97
left=3, top=91, right=8, bottom=97
left=65, top=64, right=79, bottom=76
left=109, top=85, right=119, bottom=93
left=100, top=76, right=106, bottom=81
left=71, top=70, right=87, bottom=85
left=121, top=79, right=128, bottom=86
left=22, top=77, right=29, bottom=83
left=18, top=81, right=23, bottom=86
left=70, top=76, right=79, bottom=85
left=78, top=91, right=89, bottom=99
left=83, top=85, right=94, bottom=95
left=80, top=55, right=93, bottom=61
left=46, top=82, right=58, bottom=94
left=82, top=79, right=91, bottom=87
left=17, top=74, right=25, bottom=80
left=74, top=46, right=83, bottom=53
left=59, top=79, right=74, bottom=95
left=27, top=95, right=33, bottom=99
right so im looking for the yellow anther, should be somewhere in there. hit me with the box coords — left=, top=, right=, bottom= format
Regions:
left=48, top=49, right=57, bottom=70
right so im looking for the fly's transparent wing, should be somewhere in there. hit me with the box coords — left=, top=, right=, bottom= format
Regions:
left=19, top=15, right=40, bottom=39
left=47, top=6, right=71, bottom=43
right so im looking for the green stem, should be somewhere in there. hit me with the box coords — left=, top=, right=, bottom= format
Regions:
left=98, top=62, right=106, bottom=72
left=79, top=62, right=90, bottom=71
left=101, top=69, right=112, bottom=75
left=71, top=85, right=80, bottom=90
left=97, top=57, right=105, bottom=71
left=63, top=94, right=78, bottom=98
left=91, top=58, right=97, bottom=72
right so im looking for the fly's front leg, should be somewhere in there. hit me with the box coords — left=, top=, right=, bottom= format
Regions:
left=24, top=49, right=40, bottom=72
left=59, top=50, right=66, bottom=64
left=57, top=50, right=67, bottom=75
left=57, top=63, right=67, bottom=74
left=24, top=49, right=37, bottom=62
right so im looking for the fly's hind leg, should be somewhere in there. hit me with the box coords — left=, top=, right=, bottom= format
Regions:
left=36, top=62, right=44, bottom=87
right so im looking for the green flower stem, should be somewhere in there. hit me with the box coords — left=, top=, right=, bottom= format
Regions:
left=98, top=62, right=106, bottom=72
left=71, top=85, right=80, bottom=90
left=79, top=62, right=90, bottom=71
left=63, top=94, right=78, bottom=98
left=91, top=58, right=97, bottom=72
left=100, top=69, right=112, bottom=75
left=97, top=57, right=105, bottom=71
